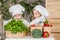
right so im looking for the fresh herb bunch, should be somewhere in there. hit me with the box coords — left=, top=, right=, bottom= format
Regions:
left=4, top=19, right=29, bottom=34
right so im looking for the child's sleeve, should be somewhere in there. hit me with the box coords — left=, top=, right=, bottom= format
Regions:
left=30, top=16, right=46, bottom=25
left=22, top=19, right=29, bottom=27
left=39, top=16, right=46, bottom=23
left=3, top=19, right=12, bottom=26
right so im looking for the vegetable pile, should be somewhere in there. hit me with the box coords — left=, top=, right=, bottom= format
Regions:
left=4, top=19, right=29, bottom=34
left=32, top=29, right=42, bottom=38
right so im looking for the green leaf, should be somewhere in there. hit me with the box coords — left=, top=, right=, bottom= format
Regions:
left=44, top=20, right=49, bottom=24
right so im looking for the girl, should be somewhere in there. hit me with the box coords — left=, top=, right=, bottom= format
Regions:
left=30, top=5, right=49, bottom=26
left=3, top=4, right=29, bottom=26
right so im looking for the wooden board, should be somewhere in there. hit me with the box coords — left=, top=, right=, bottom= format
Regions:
left=46, top=0, right=60, bottom=18
left=47, top=0, right=60, bottom=2
left=46, top=0, right=60, bottom=32
left=48, top=18, right=60, bottom=24
left=47, top=18, right=60, bottom=32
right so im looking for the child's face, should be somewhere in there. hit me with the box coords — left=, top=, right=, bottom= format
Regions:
left=33, top=10, right=42, bottom=18
left=13, top=14, right=22, bottom=20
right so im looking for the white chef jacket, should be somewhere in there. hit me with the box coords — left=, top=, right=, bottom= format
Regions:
left=30, top=16, right=46, bottom=26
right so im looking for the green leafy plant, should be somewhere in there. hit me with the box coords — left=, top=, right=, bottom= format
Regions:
left=4, top=19, right=29, bottom=34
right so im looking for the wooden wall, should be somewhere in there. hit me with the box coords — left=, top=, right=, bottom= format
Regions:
left=46, top=0, right=60, bottom=32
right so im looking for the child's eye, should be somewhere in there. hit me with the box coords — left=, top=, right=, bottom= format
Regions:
left=34, top=13, right=38, bottom=15
left=32, top=13, right=34, bottom=15
left=36, top=13, right=37, bottom=15
left=18, top=15, right=20, bottom=16
left=14, top=15, right=17, bottom=17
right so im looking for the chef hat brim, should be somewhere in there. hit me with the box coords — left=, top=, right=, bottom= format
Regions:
left=34, top=5, right=49, bottom=17
left=9, top=4, right=25, bottom=16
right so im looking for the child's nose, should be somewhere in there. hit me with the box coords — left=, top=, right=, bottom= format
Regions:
left=16, top=17, right=19, bottom=19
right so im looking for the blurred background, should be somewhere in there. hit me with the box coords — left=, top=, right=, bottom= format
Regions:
left=0, top=0, right=60, bottom=40
left=0, top=0, right=45, bottom=21
left=0, top=0, right=45, bottom=40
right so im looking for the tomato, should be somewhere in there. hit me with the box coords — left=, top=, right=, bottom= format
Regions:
left=43, top=23, right=49, bottom=27
left=43, top=31, right=50, bottom=38
left=31, top=24, right=36, bottom=27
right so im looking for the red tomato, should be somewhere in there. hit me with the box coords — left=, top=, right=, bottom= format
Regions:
left=43, top=23, right=49, bottom=27
left=31, top=24, right=36, bottom=27
left=43, top=31, right=50, bottom=38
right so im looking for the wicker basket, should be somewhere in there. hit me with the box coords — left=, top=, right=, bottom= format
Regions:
left=6, top=31, right=27, bottom=38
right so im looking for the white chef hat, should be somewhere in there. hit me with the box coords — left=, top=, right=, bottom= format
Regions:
left=34, top=5, right=49, bottom=17
left=9, top=4, right=25, bottom=16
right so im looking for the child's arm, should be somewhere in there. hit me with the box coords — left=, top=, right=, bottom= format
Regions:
left=3, top=19, right=12, bottom=26
left=39, top=16, right=46, bottom=23
left=30, top=16, right=46, bottom=25
left=22, top=19, right=29, bottom=27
